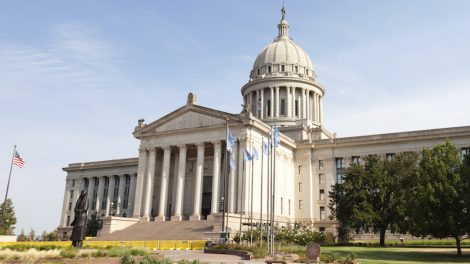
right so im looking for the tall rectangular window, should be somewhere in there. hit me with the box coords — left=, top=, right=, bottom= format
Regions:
left=101, top=177, right=109, bottom=210
left=386, top=153, right=396, bottom=161
left=281, top=65, right=285, bottom=72
left=123, top=175, right=131, bottom=210
left=295, top=100, right=299, bottom=116
left=113, top=176, right=120, bottom=205
left=336, top=158, right=345, bottom=169
left=72, top=179, right=75, bottom=188
left=267, top=100, right=271, bottom=117
left=257, top=68, right=260, bottom=75
left=306, top=69, right=309, bottom=75
left=295, top=66, right=298, bottom=73
left=84, top=178, right=89, bottom=192
left=320, top=189, right=325, bottom=200
left=298, top=165, right=303, bottom=175
left=352, top=156, right=361, bottom=164
left=298, top=182, right=303, bottom=192
left=319, top=174, right=325, bottom=185
left=336, top=173, right=345, bottom=184
left=280, top=99, right=286, bottom=115
left=268, top=66, right=272, bottom=73
left=281, top=197, right=283, bottom=214
left=299, top=200, right=303, bottom=210
left=66, top=215, right=71, bottom=226
left=318, top=160, right=324, bottom=170
left=461, top=148, right=470, bottom=160
left=92, top=178, right=99, bottom=210
left=320, top=207, right=325, bottom=220
left=288, top=199, right=291, bottom=216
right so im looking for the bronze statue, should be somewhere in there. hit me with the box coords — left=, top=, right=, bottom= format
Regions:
left=70, top=191, right=88, bottom=247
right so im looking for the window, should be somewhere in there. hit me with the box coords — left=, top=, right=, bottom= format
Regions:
left=288, top=199, right=291, bottom=216
left=281, top=197, right=283, bottom=214
left=336, top=158, right=345, bottom=169
left=69, top=190, right=74, bottom=200
left=461, top=148, right=470, bottom=160
left=66, top=215, right=71, bottom=226
left=267, top=100, right=271, bottom=117
left=280, top=99, right=286, bottom=115
left=298, top=182, right=303, bottom=192
left=101, top=177, right=109, bottom=210
left=268, top=66, right=272, bottom=73
left=123, top=175, right=131, bottom=209
left=298, top=165, right=303, bottom=175
left=257, top=68, right=260, bottom=75
left=91, top=178, right=99, bottom=210
left=320, top=189, right=325, bottom=200
left=113, top=176, right=120, bottom=205
left=319, top=227, right=326, bottom=232
left=72, top=179, right=75, bottom=188
left=336, top=173, right=345, bottom=184
left=281, top=65, right=285, bottom=72
left=386, top=153, right=395, bottom=161
left=352, top=156, right=361, bottom=164
left=319, top=174, right=325, bottom=185
left=306, top=69, right=309, bottom=75
left=299, top=200, right=303, bottom=210
left=84, top=178, right=89, bottom=191
left=68, top=201, right=72, bottom=211
left=295, top=66, right=298, bottom=73
left=320, top=207, right=325, bottom=220
left=318, top=160, right=324, bottom=170
left=295, top=100, right=299, bottom=116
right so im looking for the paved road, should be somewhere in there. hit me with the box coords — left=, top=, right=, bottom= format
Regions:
left=155, top=250, right=266, bottom=264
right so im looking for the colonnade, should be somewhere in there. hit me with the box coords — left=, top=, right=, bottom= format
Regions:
left=61, top=174, right=137, bottom=227
left=244, top=86, right=323, bottom=123
left=133, top=140, right=233, bottom=221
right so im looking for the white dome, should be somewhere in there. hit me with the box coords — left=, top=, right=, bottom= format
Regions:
left=249, top=18, right=316, bottom=81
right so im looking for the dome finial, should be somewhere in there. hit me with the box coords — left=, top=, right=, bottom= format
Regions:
left=277, top=4, right=289, bottom=39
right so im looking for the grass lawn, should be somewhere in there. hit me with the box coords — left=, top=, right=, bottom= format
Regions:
left=322, top=246, right=470, bottom=264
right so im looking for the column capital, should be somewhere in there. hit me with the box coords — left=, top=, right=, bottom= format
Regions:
left=212, top=140, right=222, bottom=147
left=138, top=147, right=147, bottom=153
left=196, top=142, right=205, bottom=149
left=177, top=144, right=187, bottom=150
left=161, top=145, right=171, bottom=152
left=148, top=147, right=157, bottom=153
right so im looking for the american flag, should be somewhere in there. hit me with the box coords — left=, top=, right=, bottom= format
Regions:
left=13, top=151, right=25, bottom=168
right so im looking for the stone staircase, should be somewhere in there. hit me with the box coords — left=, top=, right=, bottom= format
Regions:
left=93, top=220, right=215, bottom=241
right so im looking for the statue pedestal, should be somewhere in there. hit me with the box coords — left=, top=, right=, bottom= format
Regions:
left=97, top=216, right=139, bottom=236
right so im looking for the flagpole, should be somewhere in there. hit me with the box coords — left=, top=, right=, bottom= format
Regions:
left=266, top=131, right=271, bottom=251
left=238, top=148, right=245, bottom=244
left=260, top=138, right=264, bottom=248
left=221, top=120, right=228, bottom=244
left=250, top=141, right=254, bottom=247
left=1, top=145, right=16, bottom=231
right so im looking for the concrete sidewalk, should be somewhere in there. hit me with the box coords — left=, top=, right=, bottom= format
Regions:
left=155, top=250, right=266, bottom=264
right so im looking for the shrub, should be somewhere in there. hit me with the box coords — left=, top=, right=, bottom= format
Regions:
left=60, top=247, right=78, bottom=258
left=121, top=253, right=136, bottom=264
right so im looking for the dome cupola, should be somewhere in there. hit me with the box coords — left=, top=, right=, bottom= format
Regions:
left=241, top=7, right=325, bottom=128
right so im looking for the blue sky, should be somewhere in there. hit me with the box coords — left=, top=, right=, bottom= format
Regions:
left=0, top=0, right=469, bottom=235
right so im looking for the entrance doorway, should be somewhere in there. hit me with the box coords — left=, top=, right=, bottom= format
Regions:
left=201, top=176, right=212, bottom=220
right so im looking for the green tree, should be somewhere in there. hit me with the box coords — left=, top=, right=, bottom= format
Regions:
left=0, top=199, right=17, bottom=235
left=329, top=152, right=419, bottom=246
left=29, top=228, right=36, bottom=241
left=16, top=229, right=27, bottom=241
left=86, top=213, right=103, bottom=237
left=408, top=141, right=470, bottom=256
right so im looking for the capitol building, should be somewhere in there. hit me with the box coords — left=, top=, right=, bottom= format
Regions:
left=58, top=9, right=470, bottom=240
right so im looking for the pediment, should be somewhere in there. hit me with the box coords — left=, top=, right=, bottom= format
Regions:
left=134, top=104, right=243, bottom=138
left=155, top=110, right=226, bottom=132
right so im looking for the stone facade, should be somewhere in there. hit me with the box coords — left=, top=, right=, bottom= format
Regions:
left=57, top=9, right=470, bottom=239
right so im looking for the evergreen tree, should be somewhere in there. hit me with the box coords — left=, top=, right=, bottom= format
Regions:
left=16, top=229, right=27, bottom=241
left=0, top=199, right=17, bottom=235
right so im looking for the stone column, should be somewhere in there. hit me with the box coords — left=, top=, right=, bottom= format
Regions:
left=96, top=176, right=104, bottom=215
left=211, top=141, right=222, bottom=214
left=287, top=86, right=292, bottom=117
left=60, top=180, right=70, bottom=226
left=228, top=143, right=238, bottom=213
left=116, top=175, right=126, bottom=216
left=172, top=144, right=187, bottom=221
left=248, top=91, right=253, bottom=115
left=128, top=174, right=137, bottom=217
left=142, top=148, right=157, bottom=221
left=191, top=143, right=205, bottom=220
left=132, top=148, right=148, bottom=218
left=319, top=95, right=323, bottom=123
left=292, top=87, right=296, bottom=117
left=105, top=176, right=115, bottom=217
left=260, top=89, right=264, bottom=119
left=301, top=88, right=306, bottom=119
left=157, top=146, right=171, bottom=221
left=86, top=178, right=94, bottom=211
left=305, top=91, right=309, bottom=120
left=270, top=87, right=274, bottom=117
left=238, top=139, right=247, bottom=213
left=275, top=86, right=280, bottom=117
left=256, top=90, right=260, bottom=118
